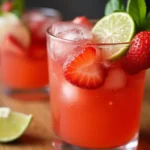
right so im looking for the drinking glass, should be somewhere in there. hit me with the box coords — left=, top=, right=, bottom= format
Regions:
left=1, top=8, right=62, bottom=100
left=47, top=24, right=145, bottom=150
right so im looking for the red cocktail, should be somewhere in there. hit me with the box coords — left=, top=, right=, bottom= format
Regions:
left=0, top=6, right=61, bottom=100
left=47, top=16, right=146, bottom=150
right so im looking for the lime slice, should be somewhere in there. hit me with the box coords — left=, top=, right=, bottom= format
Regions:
left=92, top=12, right=135, bottom=61
left=0, top=107, right=32, bottom=143
left=2, top=12, right=20, bottom=24
left=0, top=12, right=31, bottom=48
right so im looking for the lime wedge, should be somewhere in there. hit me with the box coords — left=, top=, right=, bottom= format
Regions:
left=2, top=12, right=20, bottom=24
left=0, top=12, right=31, bottom=48
left=92, top=12, right=135, bottom=61
left=0, top=107, right=32, bottom=143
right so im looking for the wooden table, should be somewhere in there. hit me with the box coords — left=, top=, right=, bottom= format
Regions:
left=1, top=71, right=150, bottom=150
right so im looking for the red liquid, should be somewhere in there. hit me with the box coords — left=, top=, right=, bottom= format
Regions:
left=1, top=43, right=48, bottom=89
left=0, top=9, right=60, bottom=90
left=49, top=52, right=145, bottom=148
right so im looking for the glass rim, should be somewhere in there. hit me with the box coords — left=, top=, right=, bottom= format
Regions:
left=24, top=7, right=62, bottom=19
left=46, top=27, right=131, bottom=46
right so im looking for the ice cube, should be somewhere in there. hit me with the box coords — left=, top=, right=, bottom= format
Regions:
left=50, top=37, right=77, bottom=63
left=23, top=11, right=46, bottom=23
left=49, top=22, right=93, bottom=62
left=62, top=81, right=79, bottom=102
left=104, top=68, right=127, bottom=90
left=56, top=29, right=84, bottom=41
left=51, top=22, right=93, bottom=41
left=23, top=11, right=46, bottom=39
left=23, top=11, right=58, bottom=40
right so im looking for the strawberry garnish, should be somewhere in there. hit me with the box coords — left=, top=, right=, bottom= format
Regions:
left=72, top=16, right=93, bottom=29
left=63, top=47, right=105, bottom=89
left=1, top=1, right=13, bottom=12
left=1, top=0, right=24, bottom=17
left=122, top=31, right=150, bottom=74
left=2, top=34, right=27, bottom=56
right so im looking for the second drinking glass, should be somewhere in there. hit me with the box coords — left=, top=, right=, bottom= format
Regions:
left=1, top=8, right=62, bottom=100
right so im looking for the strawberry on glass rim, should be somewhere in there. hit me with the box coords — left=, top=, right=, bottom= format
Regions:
left=122, top=31, right=150, bottom=74
left=1, top=1, right=13, bottom=12
left=72, top=16, right=93, bottom=29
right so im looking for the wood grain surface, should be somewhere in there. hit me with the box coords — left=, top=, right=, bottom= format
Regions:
left=0, top=70, right=150, bottom=150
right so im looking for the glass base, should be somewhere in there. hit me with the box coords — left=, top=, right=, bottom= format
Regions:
left=52, top=134, right=138, bottom=150
left=3, top=86, right=49, bottom=101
